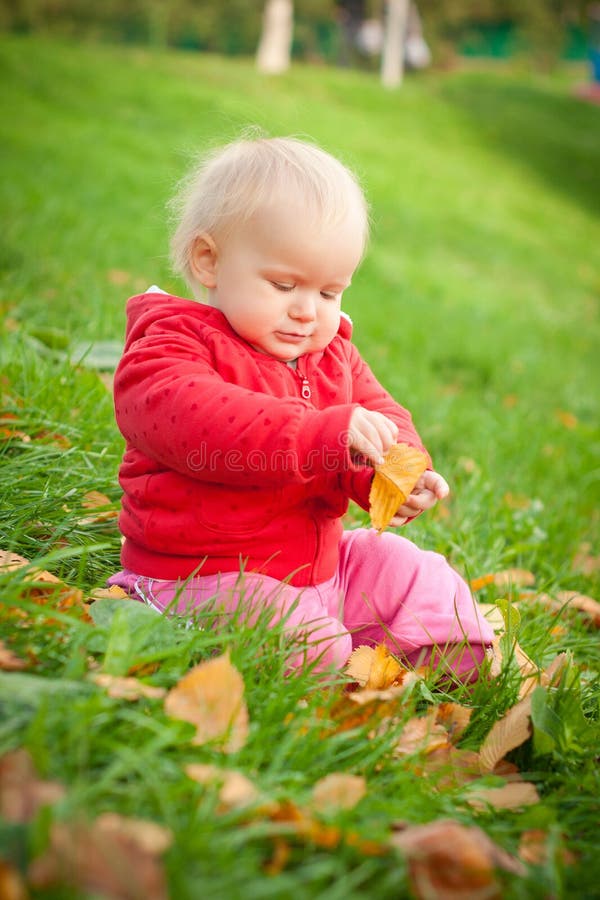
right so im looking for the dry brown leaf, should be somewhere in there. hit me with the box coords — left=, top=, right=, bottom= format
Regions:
left=394, top=711, right=450, bottom=758
left=572, top=542, right=600, bottom=576
left=470, top=569, right=535, bottom=592
left=518, top=590, right=600, bottom=628
left=466, top=781, right=540, bottom=811
left=0, top=859, right=28, bottom=900
left=488, top=636, right=541, bottom=699
left=164, top=651, right=248, bottom=752
left=79, top=490, right=119, bottom=525
left=518, top=829, right=577, bottom=867
left=28, top=813, right=172, bottom=900
left=390, top=818, right=525, bottom=900
left=419, top=747, right=482, bottom=790
left=479, top=695, right=533, bottom=773
left=185, top=764, right=259, bottom=811
left=345, top=643, right=406, bottom=690
left=91, top=673, right=166, bottom=701
left=0, top=550, right=29, bottom=571
left=311, top=773, right=367, bottom=813
left=435, top=703, right=473, bottom=743
left=0, top=749, right=65, bottom=824
left=369, top=443, right=428, bottom=532
left=0, top=640, right=28, bottom=671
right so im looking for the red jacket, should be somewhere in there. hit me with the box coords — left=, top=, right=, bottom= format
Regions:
left=114, top=292, right=430, bottom=586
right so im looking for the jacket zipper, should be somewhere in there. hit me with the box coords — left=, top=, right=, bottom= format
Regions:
left=299, top=373, right=312, bottom=400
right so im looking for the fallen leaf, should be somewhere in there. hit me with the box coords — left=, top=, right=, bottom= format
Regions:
left=518, top=590, right=600, bottom=628
left=518, top=829, right=577, bottom=867
left=554, top=409, right=578, bottom=429
left=394, top=711, right=450, bottom=758
left=88, top=584, right=131, bottom=603
left=478, top=603, right=506, bottom=633
left=345, top=643, right=406, bottom=690
left=466, top=781, right=540, bottom=811
left=0, top=859, right=28, bottom=900
left=435, top=703, right=473, bottom=743
left=390, top=818, right=525, bottom=899
left=0, top=640, right=28, bottom=671
left=572, top=542, right=600, bottom=576
left=479, top=695, right=533, bottom=773
left=418, top=747, right=482, bottom=790
left=164, top=651, right=248, bottom=752
left=91, top=673, right=166, bottom=701
left=369, top=443, right=428, bottom=532
left=488, top=636, right=541, bottom=698
left=0, top=549, right=86, bottom=617
left=470, top=570, right=535, bottom=593
left=185, top=764, right=259, bottom=811
left=0, top=749, right=65, bottom=823
left=28, top=813, right=172, bottom=900
left=311, top=773, right=366, bottom=812
left=79, top=490, right=119, bottom=525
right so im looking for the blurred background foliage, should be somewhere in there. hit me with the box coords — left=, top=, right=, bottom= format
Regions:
left=0, top=0, right=593, bottom=69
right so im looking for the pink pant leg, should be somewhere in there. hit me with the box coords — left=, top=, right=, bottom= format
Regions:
left=335, top=529, right=493, bottom=679
left=108, top=569, right=351, bottom=673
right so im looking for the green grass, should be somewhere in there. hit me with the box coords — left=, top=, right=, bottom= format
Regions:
left=1, top=35, right=599, bottom=898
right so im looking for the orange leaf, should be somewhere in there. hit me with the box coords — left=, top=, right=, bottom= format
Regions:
left=390, top=819, right=525, bottom=899
left=478, top=695, right=533, bottom=773
left=0, top=749, right=65, bottom=824
left=311, top=773, right=366, bottom=813
left=470, top=569, right=535, bottom=592
left=435, top=703, right=473, bottom=743
left=164, top=651, right=248, bottom=752
left=0, top=859, right=28, bottom=900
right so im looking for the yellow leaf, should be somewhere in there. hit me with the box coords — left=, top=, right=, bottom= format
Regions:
left=345, top=643, right=407, bottom=690
left=311, top=773, right=366, bottom=813
left=369, top=443, right=428, bottom=533
left=479, top=695, right=533, bottom=773
left=164, top=651, right=248, bottom=752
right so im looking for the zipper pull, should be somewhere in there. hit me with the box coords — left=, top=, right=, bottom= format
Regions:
left=299, top=375, right=312, bottom=400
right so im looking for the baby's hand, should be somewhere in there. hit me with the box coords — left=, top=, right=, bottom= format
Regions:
left=347, top=407, right=398, bottom=468
left=389, top=470, right=449, bottom=526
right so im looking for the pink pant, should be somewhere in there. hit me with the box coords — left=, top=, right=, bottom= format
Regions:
left=108, top=529, right=493, bottom=679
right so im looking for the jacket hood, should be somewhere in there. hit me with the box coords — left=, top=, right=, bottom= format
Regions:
left=123, top=291, right=353, bottom=348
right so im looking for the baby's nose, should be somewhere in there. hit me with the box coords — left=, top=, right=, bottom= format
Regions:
left=289, top=293, right=317, bottom=321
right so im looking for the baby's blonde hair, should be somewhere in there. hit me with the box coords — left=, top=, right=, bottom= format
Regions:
left=169, top=134, right=369, bottom=294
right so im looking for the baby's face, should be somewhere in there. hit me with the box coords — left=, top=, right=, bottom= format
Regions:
left=205, top=201, right=364, bottom=361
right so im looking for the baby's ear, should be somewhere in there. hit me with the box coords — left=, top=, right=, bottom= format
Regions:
left=189, top=233, right=218, bottom=289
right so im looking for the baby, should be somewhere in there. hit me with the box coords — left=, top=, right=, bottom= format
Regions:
left=108, top=135, right=493, bottom=677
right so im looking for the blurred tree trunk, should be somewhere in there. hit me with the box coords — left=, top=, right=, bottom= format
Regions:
left=256, top=0, right=294, bottom=73
left=381, top=0, right=410, bottom=87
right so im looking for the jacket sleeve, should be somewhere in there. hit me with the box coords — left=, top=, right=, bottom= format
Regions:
left=339, top=343, right=432, bottom=510
left=114, top=329, right=355, bottom=488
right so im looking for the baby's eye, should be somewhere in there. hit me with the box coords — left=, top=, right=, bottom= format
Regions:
left=271, top=281, right=295, bottom=292
left=320, top=290, right=338, bottom=300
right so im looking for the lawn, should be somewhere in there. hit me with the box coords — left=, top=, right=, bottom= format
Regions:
left=1, top=34, right=599, bottom=898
